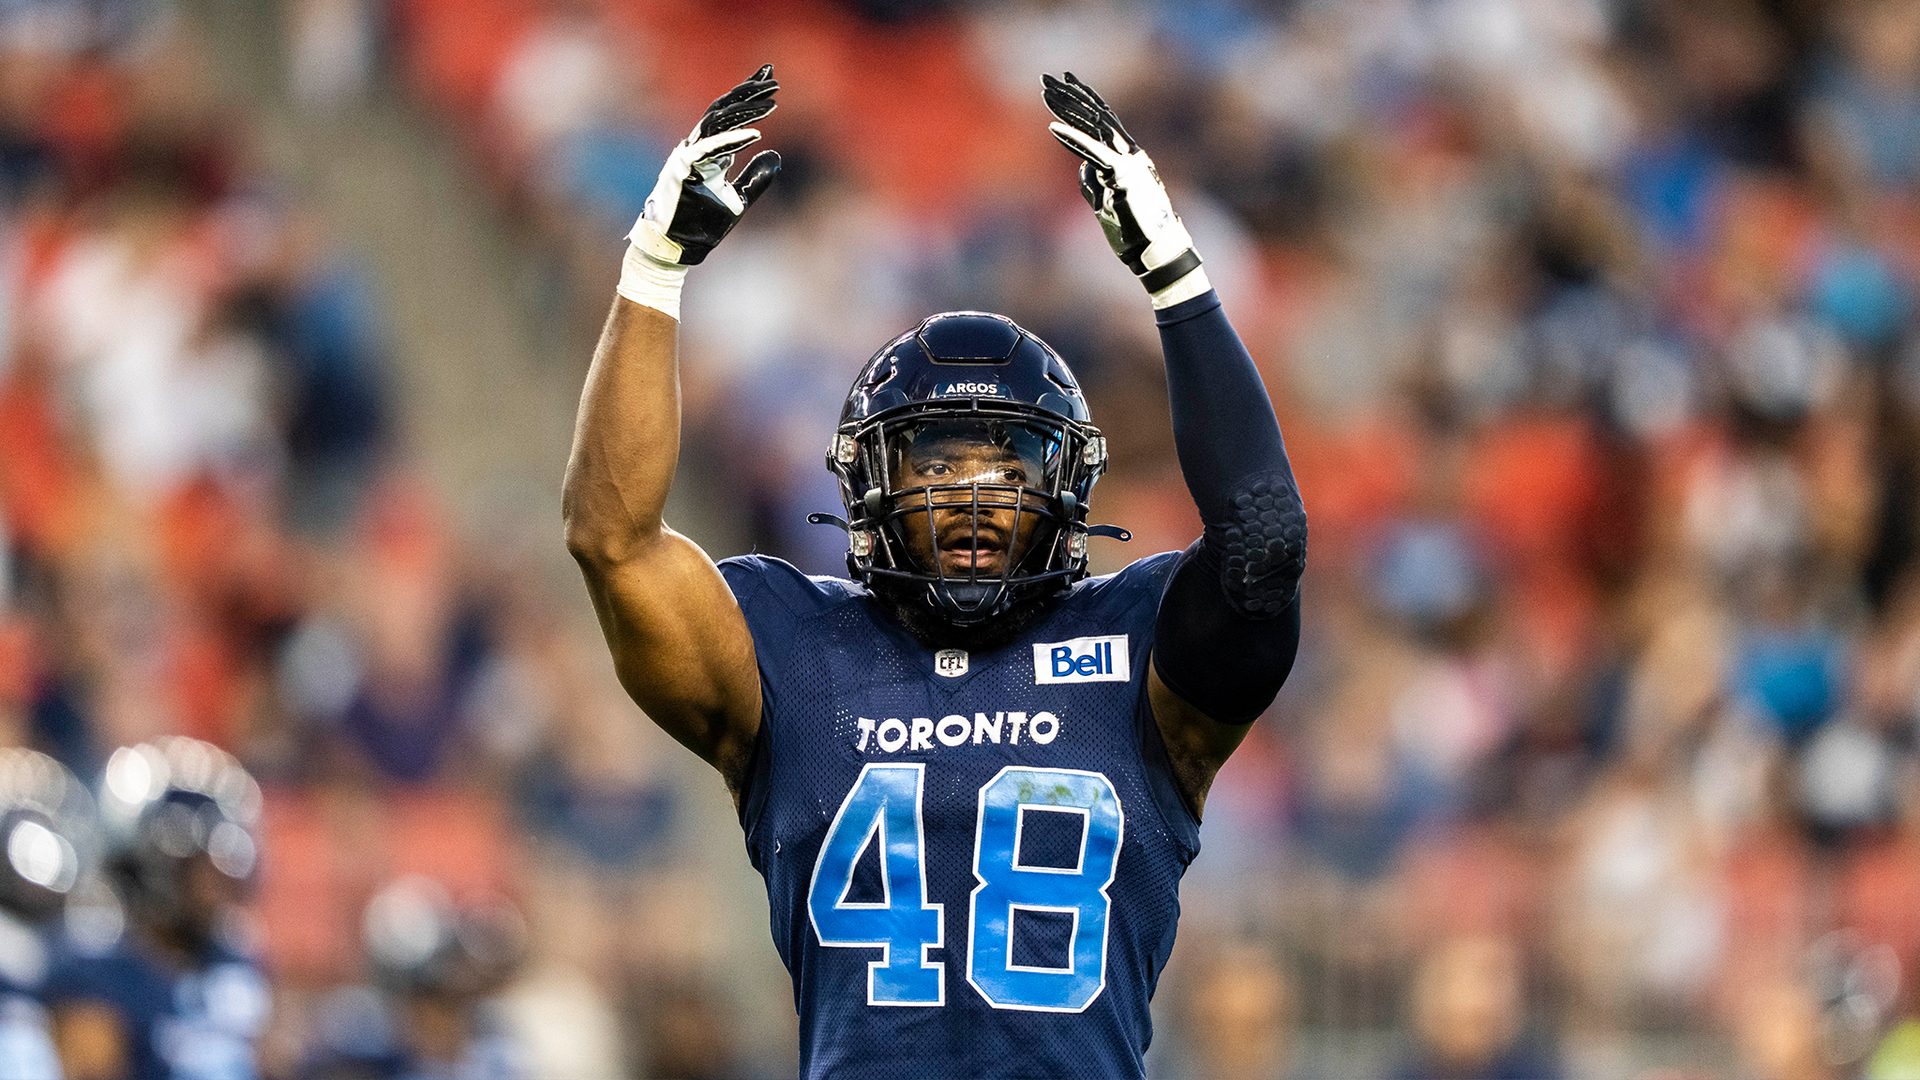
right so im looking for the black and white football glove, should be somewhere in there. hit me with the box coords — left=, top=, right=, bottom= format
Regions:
left=1042, top=72, right=1206, bottom=299
left=629, top=64, right=782, bottom=266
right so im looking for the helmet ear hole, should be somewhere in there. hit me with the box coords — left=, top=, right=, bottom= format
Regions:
left=863, top=488, right=885, bottom=520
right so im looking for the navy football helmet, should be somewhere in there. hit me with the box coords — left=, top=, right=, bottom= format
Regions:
left=363, top=875, right=526, bottom=997
left=0, top=748, right=90, bottom=924
left=98, top=736, right=261, bottom=931
left=820, top=312, right=1121, bottom=630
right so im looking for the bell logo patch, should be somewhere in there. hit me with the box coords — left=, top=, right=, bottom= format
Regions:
left=1033, top=635, right=1130, bottom=684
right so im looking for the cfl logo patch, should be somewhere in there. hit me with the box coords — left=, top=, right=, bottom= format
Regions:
left=1033, top=635, right=1130, bottom=684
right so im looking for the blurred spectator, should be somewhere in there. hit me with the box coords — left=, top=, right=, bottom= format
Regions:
left=626, top=975, right=735, bottom=1080
left=511, top=676, right=676, bottom=874
left=287, top=0, right=377, bottom=112
left=1394, top=932, right=1561, bottom=1080
left=1176, top=941, right=1297, bottom=1080
left=1730, top=969, right=1835, bottom=1080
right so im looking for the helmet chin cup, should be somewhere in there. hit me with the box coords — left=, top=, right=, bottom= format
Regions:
left=931, top=580, right=1008, bottom=625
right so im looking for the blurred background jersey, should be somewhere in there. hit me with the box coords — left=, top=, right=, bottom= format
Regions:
left=0, top=907, right=61, bottom=1080
left=44, top=936, right=269, bottom=1080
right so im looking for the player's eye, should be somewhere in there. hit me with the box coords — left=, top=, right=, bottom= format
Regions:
left=924, top=462, right=951, bottom=477
left=999, top=467, right=1025, bottom=483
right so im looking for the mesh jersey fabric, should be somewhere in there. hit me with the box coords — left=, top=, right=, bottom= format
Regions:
left=720, top=552, right=1200, bottom=1080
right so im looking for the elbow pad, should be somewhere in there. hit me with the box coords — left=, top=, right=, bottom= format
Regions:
left=1212, top=473, right=1307, bottom=618
left=1151, top=474, right=1306, bottom=723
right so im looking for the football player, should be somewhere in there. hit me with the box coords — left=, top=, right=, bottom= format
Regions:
left=45, top=737, right=271, bottom=1080
left=0, top=748, right=91, bottom=1080
left=299, top=875, right=526, bottom=1080
left=563, top=66, right=1305, bottom=1078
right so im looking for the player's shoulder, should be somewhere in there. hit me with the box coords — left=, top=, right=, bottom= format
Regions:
left=717, top=554, right=866, bottom=618
left=1065, top=549, right=1184, bottom=610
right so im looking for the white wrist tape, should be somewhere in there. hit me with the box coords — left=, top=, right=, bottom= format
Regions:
left=616, top=241, right=689, bottom=320
left=1150, top=265, right=1212, bottom=310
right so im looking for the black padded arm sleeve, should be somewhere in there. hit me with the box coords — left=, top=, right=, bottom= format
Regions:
left=1149, top=290, right=1307, bottom=723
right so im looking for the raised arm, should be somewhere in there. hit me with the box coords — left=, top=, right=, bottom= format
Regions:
left=562, top=66, right=783, bottom=798
left=1044, top=73, right=1307, bottom=817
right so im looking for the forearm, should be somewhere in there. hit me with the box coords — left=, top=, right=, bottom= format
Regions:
left=566, top=63, right=778, bottom=568
left=1043, top=70, right=1305, bottom=730
left=562, top=297, right=682, bottom=565
left=1158, top=291, right=1294, bottom=525
left=1152, top=290, right=1307, bottom=721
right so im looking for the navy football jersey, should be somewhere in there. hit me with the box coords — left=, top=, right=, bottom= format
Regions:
left=44, top=932, right=269, bottom=1080
left=0, top=911, right=61, bottom=1080
left=720, top=552, right=1200, bottom=1080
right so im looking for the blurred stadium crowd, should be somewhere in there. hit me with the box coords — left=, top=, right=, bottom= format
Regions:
left=11, top=0, right=1920, bottom=1076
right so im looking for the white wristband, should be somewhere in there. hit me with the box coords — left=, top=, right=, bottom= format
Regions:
left=616, top=242, right=689, bottom=320
left=1149, top=266, right=1212, bottom=310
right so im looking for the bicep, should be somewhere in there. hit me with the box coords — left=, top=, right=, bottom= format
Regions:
left=1146, top=545, right=1303, bottom=816
left=1147, top=660, right=1255, bottom=820
left=576, top=528, right=762, bottom=784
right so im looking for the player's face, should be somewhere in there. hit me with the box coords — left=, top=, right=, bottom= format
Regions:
left=888, top=420, right=1054, bottom=579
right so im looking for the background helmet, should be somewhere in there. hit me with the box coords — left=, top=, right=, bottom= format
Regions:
left=362, top=875, right=526, bottom=998
left=98, top=736, right=262, bottom=924
left=0, top=748, right=90, bottom=924
left=827, top=311, right=1110, bottom=628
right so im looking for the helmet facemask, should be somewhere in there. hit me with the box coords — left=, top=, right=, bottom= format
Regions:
left=834, top=403, right=1105, bottom=633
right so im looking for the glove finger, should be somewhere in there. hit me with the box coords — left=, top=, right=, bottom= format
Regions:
left=734, top=149, right=782, bottom=207
left=1048, top=72, right=1108, bottom=125
left=1044, top=83, right=1126, bottom=153
left=699, top=97, right=778, bottom=138
left=1041, top=75, right=1106, bottom=133
left=703, top=64, right=778, bottom=114
left=1049, top=125, right=1098, bottom=165
left=1064, top=72, right=1136, bottom=150
left=1077, top=161, right=1105, bottom=213
left=689, top=128, right=761, bottom=164
left=1041, top=73, right=1096, bottom=118
left=709, top=80, right=778, bottom=114
left=1062, top=71, right=1116, bottom=116
left=1049, top=122, right=1118, bottom=169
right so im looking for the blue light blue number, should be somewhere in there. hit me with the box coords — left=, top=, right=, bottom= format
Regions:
left=966, top=768, right=1124, bottom=1012
left=808, top=762, right=945, bottom=1005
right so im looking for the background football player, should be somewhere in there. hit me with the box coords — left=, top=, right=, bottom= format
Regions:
left=45, top=737, right=270, bottom=1080
left=563, top=65, right=1304, bottom=1078
left=0, top=748, right=90, bottom=1080
left=298, top=875, right=527, bottom=1080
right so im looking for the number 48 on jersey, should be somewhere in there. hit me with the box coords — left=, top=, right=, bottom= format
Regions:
left=806, top=763, right=1125, bottom=1012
